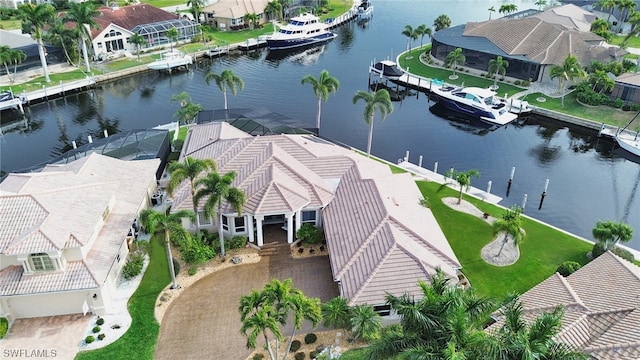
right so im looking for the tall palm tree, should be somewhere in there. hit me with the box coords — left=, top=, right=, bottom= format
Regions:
left=204, top=69, right=244, bottom=110
left=166, top=156, right=217, bottom=233
left=499, top=3, right=518, bottom=15
left=486, top=298, right=588, bottom=360
left=240, top=304, right=283, bottom=360
left=447, top=169, right=480, bottom=204
left=549, top=54, right=586, bottom=106
left=415, top=24, right=432, bottom=50
left=589, top=69, right=613, bottom=93
left=127, top=33, right=147, bottom=62
left=0, top=46, right=26, bottom=84
left=18, top=3, right=55, bottom=83
left=301, top=69, right=340, bottom=132
left=187, top=0, right=205, bottom=23
left=244, top=13, right=259, bottom=29
left=592, top=220, right=634, bottom=251
left=174, top=102, right=203, bottom=124
left=46, top=17, right=80, bottom=66
left=617, top=0, right=636, bottom=32
left=265, top=0, right=283, bottom=21
left=350, top=304, right=382, bottom=341
left=193, top=170, right=246, bottom=257
left=488, top=56, right=509, bottom=88
left=433, top=14, right=451, bottom=31
left=598, top=0, right=617, bottom=22
left=64, top=2, right=99, bottom=72
left=321, top=296, right=351, bottom=331
left=352, top=89, right=394, bottom=158
left=139, top=207, right=195, bottom=289
left=489, top=6, right=496, bottom=20
left=401, top=24, right=418, bottom=56
left=445, top=47, right=466, bottom=77
left=535, top=0, right=547, bottom=11
left=493, top=206, right=525, bottom=257
left=166, top=27, right=179, bottom=51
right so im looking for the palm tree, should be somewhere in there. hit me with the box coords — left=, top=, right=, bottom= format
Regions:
left=489, top=6, right=496, bottom=20
left=617, top=0, right=636, bottom=32
left=549, top=54, right=586, bottom=106
left=321, top=296, right=351, bottom=331
left=204, top=69, right=244, bottom=110
left=589, top=69, right=613, bottom=93
left=265, top=0, right=283, bottom=21
left=433, top=14, right=451, bottom=32
left=139, top=207, right=195, bottom=289
left=445, top=47, right=466, bottom=77
left=174, top=102, right=203, bottom=124
left=352, top=89, right=394, bottom=158
left=592, top=220, right=634, bottom=251
left=415, top=24, right=432, bottom=50
left=591, top=18, right=612, bottom=41
left=447, top=169, right=480, bottom=204
left=350, top=304, right=382, bottom=341
left=240, top=304, right=283, bottom=360
left=193, top=170, right=246, bottom=257
left=166, top=27, right=179, bottom=51
left=499, top=4, right=518, bottom=15
left=166, top=156, right=217, bottom=233
left=486, top=298, right=588, bottom=360
left=244, top=13, right=259, bottom=29
left=301, top=69, right=340, bottom=132
left=64, top=2, right=99, bottom=72
left=127, top=33, right=147, bottom=62
left=46, top=17, right=79, bottom=66
left=493, top=206, right=525, bottom=257
left=488, top=56, right=509, bottom=89
left=597, top=0, right=617, bottom=22
left=535, top=0, right=547, bottom=11
left=18, top=3, right=55, bottom=83
left=170, top=91, right=192, bottom=107
left=0, top=46, right=26, bottom=84
left=401, top=24, right=418, bottom=56
left=187, top=0, right=205, bottom=23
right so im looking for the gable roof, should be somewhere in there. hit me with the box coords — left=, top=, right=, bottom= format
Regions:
left=615, top=72, right=640, bottom=87
left=202, top=0, right=270, bottom=19
left=530, top=3, right=596, bottom=32
left=90, top=4, right=179, bottom=37
left=489, top=251, right=640, bottom=359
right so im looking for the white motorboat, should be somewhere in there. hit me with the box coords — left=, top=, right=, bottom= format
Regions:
left=616, top=111, right=640, bottom=157
left=369, top=60, right=404, bottom=80
left=203, top=46, right=228, bottom=58
left=357, top=0, right=374, bottom=20
left=264, top=13, right=337, bottom=50
left=148, top=51, right=193, bottom=71
left=430, top=85, right=518, bottom=125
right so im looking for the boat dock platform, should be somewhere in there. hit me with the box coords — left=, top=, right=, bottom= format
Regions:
left=1, top=77, right=97, bottom=113
left=237, top=38, right=267, bottom=51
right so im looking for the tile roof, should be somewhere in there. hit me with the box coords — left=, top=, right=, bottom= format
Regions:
left=531, top=4, right=596, bottom=32
left=203, top=0, right=270, bottom=20
left=615, top=72, right=640, bottom=87
left=489, top=251, right=640, bottom=359
left=0, top=153, right=160, bottom=295
left=90, top=4, right=179, bottom=37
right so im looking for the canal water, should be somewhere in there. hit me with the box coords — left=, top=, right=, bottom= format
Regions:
left=2, top=0, right=640, bottom=248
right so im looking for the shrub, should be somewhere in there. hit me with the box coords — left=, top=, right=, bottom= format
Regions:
left=612, top=246, right=635, bottom=262
left=252, top=354, right=265, bottom=360
left=592, top=243, right=606, bottom=258
left=122, top=253, right=145, bottom=280
left=228, top=235, right=247, bottom=250
left=556, top=261, right=581, bottom=276
left=290, top=339, right=302, bottom=352
left=522, top=80, right=530, bottom=87
left=514, top=80, right=521, bottom=85
left=188, top=265, right=198, bottom=275
left=304, top=333, right=317, bottom=344
left=96, top=317, right=104, bottom=326
left=294, top=352, right=306, bottom=360
left=85, top=335, right=95, bottom=344
left=181, top=235, right=215, bottom=264
left=97, top=333, right=106, bottom=340
left=173, top=139, right=184, bottom=152
left=92, top=326, right=101, bottom=333
left=297, top=224, right=322, bottom=245
left=309, top=350, right=319, bottom=359
left=0, top=317, right=8, bottom=339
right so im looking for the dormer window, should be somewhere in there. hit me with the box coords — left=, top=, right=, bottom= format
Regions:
left=29, top=253, right=56, bottom=271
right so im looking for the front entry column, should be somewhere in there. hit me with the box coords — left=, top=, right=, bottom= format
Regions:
left=295, top=209, right=302, bottom=232
left=256, top=216, right=264, bottom=246
left=286, top=213, right=294, bottom=244
left=248, top=214, right=255, bottom=243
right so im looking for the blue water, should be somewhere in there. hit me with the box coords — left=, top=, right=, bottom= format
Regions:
left=2, top=0, right=640, bottom=249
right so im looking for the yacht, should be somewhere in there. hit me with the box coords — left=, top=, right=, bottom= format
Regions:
left=264, top=13, right=337, bottom=50
left=357, top=0, right=374, bottom=20
left=369, top=60, right=404, bottom=80
left=148, top=50, right=193, bottom=71
left=430, top=85, right=518, bottom=125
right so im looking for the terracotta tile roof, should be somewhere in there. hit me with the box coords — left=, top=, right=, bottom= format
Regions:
left=90, top=4, right=179, bottom=37
left=489, top=251, right=640, bottom=359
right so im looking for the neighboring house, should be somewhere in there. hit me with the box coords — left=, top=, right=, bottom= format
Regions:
left=170, top=122, right=462, bottom=309
left=431, top=4, right=624, bottom=83
left=0, top=0, right=26, bottom=10
left=0, top=153, right=160, bottom=321
left=488, top=251, right=640, bottom=359
left=87, top=4, right=199, bottom=60
left=0, top=30, right=65, bottom=74
left=202, top=0, right=270, bottom=30
left=611, top=72, right=640, bottom=105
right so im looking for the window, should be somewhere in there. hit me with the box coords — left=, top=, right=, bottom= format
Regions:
left=302, top=210, right=317, bottom=224
left=222, top=215, right=229, bottom=231
left=98, top=43, right=103, bottom=48
left=373, top=304, right=391, bottom=316
left=234, top=217, right=246, bottom=232
left=198, top=211, right=211, bottom=225
left=116, top=253, right=121, bottom=263
left=30, top=253, right=55, bottom=271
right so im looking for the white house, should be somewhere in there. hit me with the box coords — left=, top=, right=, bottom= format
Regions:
left=0, top=153, right=159, bottom=321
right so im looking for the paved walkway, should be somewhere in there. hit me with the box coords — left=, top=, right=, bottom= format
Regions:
left=154, top=232, right=339, bottom=360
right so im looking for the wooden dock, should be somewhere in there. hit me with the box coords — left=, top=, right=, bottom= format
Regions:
left=2, top=77, right=97, bottom=112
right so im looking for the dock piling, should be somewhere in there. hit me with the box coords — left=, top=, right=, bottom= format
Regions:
left=434, top=161, right=438, bottom=174
left=418, top=155, right=423, bottom=168
left=522, top=194, right=528, bottom=211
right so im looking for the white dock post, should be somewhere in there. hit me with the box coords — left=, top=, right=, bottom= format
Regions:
left=88, top=135, right=93, bottom=143
left=522, top=194, right=528, bottom=211
left=405, top=150, right=409, bottom=162
left=598, top=123, right=605, bottom=136
left=418, top=155, right=423, bottom=168
left=60, top=80, right=64, bottom=95
left=43, top=85, right=47, bottom=98
left=434, top=161, right=438, bottom=174
left=72, top=141, right=77, bottom=149
left=487, top=180, right=492, bottom=194
left=103, top=129, right=109, bottom=138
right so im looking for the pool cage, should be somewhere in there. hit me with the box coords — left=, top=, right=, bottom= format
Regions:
left=132, top=18, right=200, bottom=49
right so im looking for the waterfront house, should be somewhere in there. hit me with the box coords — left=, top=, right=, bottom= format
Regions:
left=201, top=0, right=270, bottom=30
left=431, top=4, right=624, bottom=84
left=488, top=251, right=640, bottom=358
left=0, top=153, right=159, bottom=321
left=611, top=72, right=640, bottom=105
left=170, top=122, right=462, bottom=309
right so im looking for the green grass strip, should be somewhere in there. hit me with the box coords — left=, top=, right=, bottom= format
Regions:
left=75, top=235, right=170, bottom=360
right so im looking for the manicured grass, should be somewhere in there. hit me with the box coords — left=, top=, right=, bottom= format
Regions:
left=75, top=235, right=170, bottom=360
left=0, top=18, right=21, bottom=31
left=208, top=24, right=275, bottom=45
left=1, top=70, right=100, bottom=93
left=339, top=348, right=369, bottom=360
left=610, top=34, right=640, bottom=48
left=320, top=0, right=352, bottom=21
left=142, top=0, right=186, bottom=9
left=416, top=181, right=592, bottom=299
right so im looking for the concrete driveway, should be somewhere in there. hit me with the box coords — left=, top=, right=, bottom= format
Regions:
left=154, top=242, right=339, bottom=360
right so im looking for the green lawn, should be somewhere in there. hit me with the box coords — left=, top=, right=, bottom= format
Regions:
left=610, top=34, right=640, bottom=48
left=0, top=17, right=21, bottom=31
left=1, top=70, right=100, bottom=94
left=75, top=235, right=170, bottom=360
left=417, top=181, right=592, bottom=299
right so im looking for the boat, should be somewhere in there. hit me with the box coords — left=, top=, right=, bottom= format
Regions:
left=357, top=0, right=374, bottom=20
left=616, top=111, right=640, bottom=157
left=148, top=51, right=193, bottom=71
left=369, top=60, right=404, bottom=80
left=264, top=13, right=337, bottom=50
left=498, top=97, right=532, bottom=115
left=430, top=85, right=518, bottom=125
left=203, top=46, right=228, bottom=58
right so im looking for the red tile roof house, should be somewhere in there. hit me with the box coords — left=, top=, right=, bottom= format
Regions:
left=0, top=153, right=160, bottom=322
left=170, top=122, right=462, bottom=310
left=84, top=4, right=199, bottom=61
left=430, top=4, right=625, bottom=86
left=488, top=251, right=640, bottom=359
